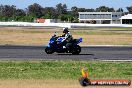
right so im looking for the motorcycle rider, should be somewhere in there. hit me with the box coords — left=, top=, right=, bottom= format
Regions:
left=60, top=27, right=73, bottom=49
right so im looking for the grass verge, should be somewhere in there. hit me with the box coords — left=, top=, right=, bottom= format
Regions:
left=0, top=27, right=132, bottom=45
left=0, top=60, right=132, bottom=80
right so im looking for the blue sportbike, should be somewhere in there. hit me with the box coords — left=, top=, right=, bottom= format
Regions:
left=45, top=33, right=82, bottom=55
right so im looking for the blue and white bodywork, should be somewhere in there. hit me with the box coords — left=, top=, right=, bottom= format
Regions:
left=45, top=33, right=82, bottom=55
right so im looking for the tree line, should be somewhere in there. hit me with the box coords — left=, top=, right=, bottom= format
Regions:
left=0, top=3, right=132, bottom=22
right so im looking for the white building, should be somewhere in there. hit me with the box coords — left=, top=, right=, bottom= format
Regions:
left=78, top=12, right=122, bottom=24
left=120, top=14, right=132, bottom=24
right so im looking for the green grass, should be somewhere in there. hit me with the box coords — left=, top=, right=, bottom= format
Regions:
left=103, top=28, right=132, bottom=30
left=72, top=27, right=132, bottom=30
left=71, top=30, right=132, bottom=35
left=0, top=27, right=132, bottom=45
left=70, top=28, right=132, bottom=35
left=0, top=61, right=132, bottom=80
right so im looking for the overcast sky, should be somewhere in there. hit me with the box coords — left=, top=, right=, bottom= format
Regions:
left=0, top=0, right=132, bottom=11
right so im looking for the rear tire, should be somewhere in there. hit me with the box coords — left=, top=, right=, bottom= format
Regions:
left=72, top=45, right=81, bottom=55
left=45, top=47, right=54, bottom=54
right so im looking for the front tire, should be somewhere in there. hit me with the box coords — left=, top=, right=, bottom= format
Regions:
left=72, top=45, right=81, bottom=55
left=45, top=47, right=54, bottom=54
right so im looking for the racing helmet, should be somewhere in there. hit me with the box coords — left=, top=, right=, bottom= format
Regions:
left=63, top=27, right=69, bottom=33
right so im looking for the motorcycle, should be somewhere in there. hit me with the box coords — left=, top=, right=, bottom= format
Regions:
left=45, top=32, right=82, bottom=55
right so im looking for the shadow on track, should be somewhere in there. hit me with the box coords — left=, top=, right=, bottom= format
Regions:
left=58, top=53, right=94, bottom=56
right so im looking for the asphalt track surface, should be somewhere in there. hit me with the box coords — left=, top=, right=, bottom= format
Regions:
left=0, top=45, right=132, bottom=60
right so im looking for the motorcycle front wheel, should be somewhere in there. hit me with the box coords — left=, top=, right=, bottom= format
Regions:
left=45, top=47, right=54, bottom=54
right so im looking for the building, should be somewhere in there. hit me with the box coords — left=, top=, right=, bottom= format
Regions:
left=36, top=19, right=61, bottom=23
left=36, top=18, right=45, bottom=23
left=120, top=14, right=132, bottom=24
left=78, top=12, right=122, bottom=24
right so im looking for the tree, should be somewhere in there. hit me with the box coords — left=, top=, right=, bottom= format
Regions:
left=27, top=3, right=43, bottom=18
left=2, top=5, right=16, bottom=17
left=71, top=6, right=78, bottom=16
left=63, top=4, right=67, bottom=14
left=71, top=7, right=78, bottom=16
left=14, top=9, right=26, bottom=21
left=85, top=8, right=95, bottom=12
left=58, top=14, right=73, bottom=22
left=56, top=3, right=67, bottom=15
left=108, top=8, right=115, bottom=12
left=0, top=5, right=4, bottom=16
left=78, top=8, right=86, bottom=12
left=22, top=15, right=34, bottom=22
left=71, top=6, right=79, bottom=22
left=42, top=7, right=57, bottom=19
left=56, top=3, right=62, bottom=15
left=96, top=6, right=115, bottom=12
left=126, top=6, right=132, bottom=14
left=0, top=3, right=130, bottom=22
left=15, top=9, right=26, bottom=16
left=71, top=6, right=78, bottom=12
left=116, top=8, right=123, bottom=12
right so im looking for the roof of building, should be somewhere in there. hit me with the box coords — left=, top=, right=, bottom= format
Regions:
left=78, top=12, right=122, bottom=14
left=120, top=14, right=132, bottom=19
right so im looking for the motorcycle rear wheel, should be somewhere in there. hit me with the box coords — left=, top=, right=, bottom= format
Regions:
left=72, top=45, right=81, bottom=55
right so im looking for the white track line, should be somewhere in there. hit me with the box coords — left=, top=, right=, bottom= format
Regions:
left=101, top=60, right=132, bottom=62
left=82, top=45, right=132, bottom=47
